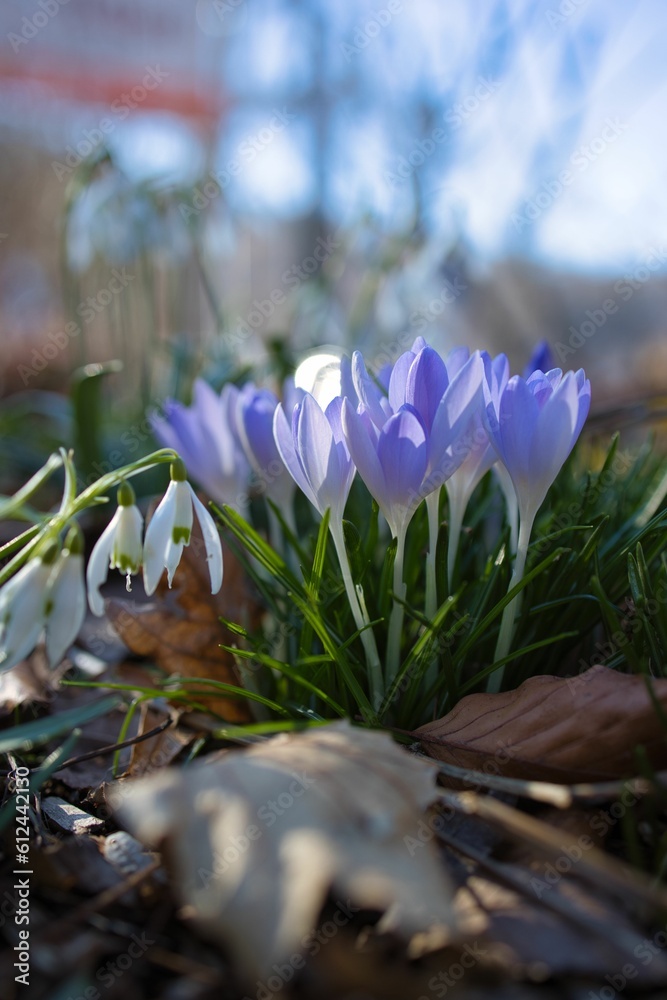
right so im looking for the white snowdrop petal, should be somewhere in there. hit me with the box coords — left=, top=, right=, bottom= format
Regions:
left=45, top=553, right=87, bottom=668
left=190, top=486, right=223, bottom=594
left=143, top=484, right=177, bottom=596
left=86, top=516, right=119, bottom=616
left=0, top=560, right=51, bottom=672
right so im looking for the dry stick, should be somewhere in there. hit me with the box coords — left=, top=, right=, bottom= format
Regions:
left=38, top=860, right=161, bottom=942
left=44, top=715, right=175, bottom=772
left=437, top=788, right=667, bottom=912
left=413, top=752, right=666, bottom=809
left=437, top=826, right=656, bottom=961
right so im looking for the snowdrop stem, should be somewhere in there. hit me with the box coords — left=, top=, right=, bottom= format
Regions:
left=425, top=491, right=440, bottom=622
left=330, top=519, right=383, bottom=707
left=386, top=529, right=407, bottom=685
left=490, top=513, right=534, bottom=691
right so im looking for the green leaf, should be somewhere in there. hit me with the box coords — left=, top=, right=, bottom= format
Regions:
left=0, top=696, right=120, bottom=753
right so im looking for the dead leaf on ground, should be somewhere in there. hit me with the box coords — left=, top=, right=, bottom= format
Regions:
left=113, top=721, right=460, bottom=982
left=107, top=529, right=260, bottom=722
left=0, top=648, right=69, bottom=714
left=416, top=665, right=667, bottom=782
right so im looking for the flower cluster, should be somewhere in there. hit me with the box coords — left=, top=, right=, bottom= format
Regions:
left=0, top=460, right=223, bottom=673
left=153, top=338, right=590, bottom=693
left=0, top=337, right=589, bottom=696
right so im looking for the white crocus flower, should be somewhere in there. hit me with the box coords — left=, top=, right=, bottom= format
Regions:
left=87, top=481, right=144, bottom=616
left=143, top=460, right=223, bottom=597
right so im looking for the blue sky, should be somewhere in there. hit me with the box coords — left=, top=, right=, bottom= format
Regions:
left=6, top=0, right=665, bottom=276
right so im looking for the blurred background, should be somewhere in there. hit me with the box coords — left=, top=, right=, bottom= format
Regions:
left=1, top=0, right=667, bottom=484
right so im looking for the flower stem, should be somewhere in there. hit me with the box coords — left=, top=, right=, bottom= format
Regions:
left=330, top=519, right=383, bottom=707
left=425, top=491, right=440, bottom=622
left=445, top=488, right=466, bottom=593
left=489, top=513, right=534, bottom=692
left=386, top=529, right=407, bottom=685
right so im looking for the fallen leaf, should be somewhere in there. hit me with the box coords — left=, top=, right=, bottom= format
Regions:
left=416, top=665, right=667, bottom=782
left=107, top=528, right=259, bottom=722
left=0, top=649, right=68, bottom=714
left=125, top=705, right=193, bottom=778
left=112, top=721, right=458, bottom=982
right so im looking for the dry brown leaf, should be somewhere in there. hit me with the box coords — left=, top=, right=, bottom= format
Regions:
left=416, top=665, right=667, bottom=782
left=0, top=648, right=68, bottom=714
left=113, top=721, right=458, bottom=982
left=107, top=531, right=259, bottom=722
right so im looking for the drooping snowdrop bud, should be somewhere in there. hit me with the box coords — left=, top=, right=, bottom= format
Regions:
left=143, top=458, right=223, bottom=597
left=87, top=480, right=144, bottom=616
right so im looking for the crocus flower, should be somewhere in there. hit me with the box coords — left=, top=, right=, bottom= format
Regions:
left=273, top=392, right=355, bottom=525
left=0, top=530, right=86, bottom=672
left=87, top=480, right=144, bottom=616
left=443, top=352, right=510, bottom=584
left=353, top=341, right=486, bottom=622
left=342, top=401, right=427, bottom=542
left=274, top=391, right=382, bottom=706
left=143, top=459, right=223, bottom=597
left=238, top=384, right=296, bottom=511
left=151, top=380, right=250, bottom=511
left=523, top=339, right=555, bottom=378
left=485, top=367, right=591, bottom=531
left=342, top=399, right=428, bottom=682
left=484, top=366, right=591, bottom=681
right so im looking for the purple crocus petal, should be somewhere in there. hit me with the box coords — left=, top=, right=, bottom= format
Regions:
left=573, top=371, right=592, bottom=440
left=239, top=386, right=280, bottom=474
left=428, top=352, right=486, bottom=476
left=325, top=396, right=356, bottom=508
left=387, top=349, right=416, bottom=413
left=153, top=380, right=250, bottom=507
left=339, top=354, right=359, bottom=408
left=377, top=362, right=392, bottom=391
left=445, top=346, right=471, bottom=378
left=495, top=375, right=539, bottom=484
left=523, top=339, right=555, bottom=378
left=405, top=347, right=449, bottom=433
left=351, top=351, right=392, bottom=429
left=296, top=393, right=341, bottom=516
left=486, top=366, right=591, bottom=525
left=410, top=336, right=429, bottom=353
left=377, top=407, right=427, bottom=522
left=283, top=376, right=305, bottom=414
left=273, top=402, right=319, bottom=510
left=150, top=407, right=181, bottom=454
left=342, top=399, right=385, bottom=511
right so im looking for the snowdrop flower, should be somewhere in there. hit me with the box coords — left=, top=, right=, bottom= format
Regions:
left=0, top=529, right=86, bottom=672
left=87, top=480, right=143, bottom=616
left=151, top=380, right=250, bottom=511
left=484, top=367, right=591, bottom=682
left=45, top=526, right=87, bottom=668
left=143, top=459, right=223, bottom=597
